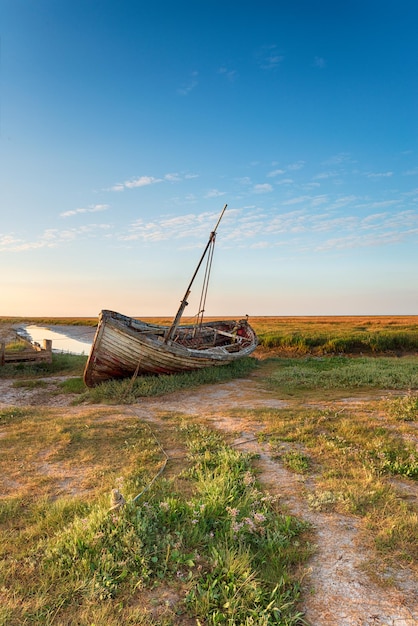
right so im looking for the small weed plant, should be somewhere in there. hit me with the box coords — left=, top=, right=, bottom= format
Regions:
left=281, top=450, right=311, bottom=474
left=384, top=393, right=418, bottom=421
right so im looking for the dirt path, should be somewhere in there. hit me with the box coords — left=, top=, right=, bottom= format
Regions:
left=0, top=370, right=417, bottom=625
left=125, top=381, right=418, bottom=626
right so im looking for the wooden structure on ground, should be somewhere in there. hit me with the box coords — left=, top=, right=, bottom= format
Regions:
left=0, top=339, right=52, bottom=366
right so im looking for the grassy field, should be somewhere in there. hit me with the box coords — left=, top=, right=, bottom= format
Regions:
left=2, top=314, right=418, bottom=354
left=250, top=315, right=418, bottom=354
left=0, top=316, right=417, bottom=624
left=0, top=408, right=311, bottom=625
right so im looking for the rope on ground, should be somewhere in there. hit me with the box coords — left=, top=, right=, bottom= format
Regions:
left=130, top=407, right=169, bottom=503
left=108, top=407, right=169, bottom=511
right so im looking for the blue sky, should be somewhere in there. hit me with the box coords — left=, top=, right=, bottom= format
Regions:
left=1, top=0, right=417, bottom=318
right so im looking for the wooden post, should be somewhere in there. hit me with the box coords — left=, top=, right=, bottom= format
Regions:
left=0, top=342, right=5, bottom=366
left=43, top=339, right=53, bottom=363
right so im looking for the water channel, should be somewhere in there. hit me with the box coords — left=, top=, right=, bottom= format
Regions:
left=20, top=325, right=95, bottom=355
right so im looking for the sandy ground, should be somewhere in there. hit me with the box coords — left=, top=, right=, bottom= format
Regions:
left=1, top=323, right=417, bottom=625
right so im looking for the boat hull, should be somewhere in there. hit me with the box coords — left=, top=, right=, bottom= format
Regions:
left=83, top=310, right=258, bottom=387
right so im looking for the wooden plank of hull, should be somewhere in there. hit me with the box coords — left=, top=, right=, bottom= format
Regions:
left=83, top=310, right=258, bottom=387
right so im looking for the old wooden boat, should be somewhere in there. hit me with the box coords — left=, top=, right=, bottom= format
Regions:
left=84, top=205, right=258, bottom=387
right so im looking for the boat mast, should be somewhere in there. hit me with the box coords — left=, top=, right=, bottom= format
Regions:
left=165, top=204, right=227, bottom=342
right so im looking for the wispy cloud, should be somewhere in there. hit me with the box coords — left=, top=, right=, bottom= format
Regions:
left=111, top=176, right=161, bottom=191
left=177, top=71, right=199, bottom=95
left=255, top=206, right=418, bottom=253
left=312, top=171, right=339, bottom=180
left=253, top=183, right=273, bottom=194
left=287, top=161, right=305, bottom=171
left=256, top=44, right=284, bottom=70
left=204, top=189, right=227, bottom=198
left=267, top=169, right=286, bottom=177
left=282, top=195, right=310, bottom=206
left=60, top=204, right=109, bottom=218
left=366, top=171, right=393, bottom=179
left=275, top=178, right=294, bottom=186
left=223, top=216, right=266, bottom=242
left=125, top=175, right=162, bottom=189
left=0, top=234, right=27, bottom=251
left=250, top=241, right=270, bottom=249
left=110, top=172, right=194, bottom=192
left=323, top=152, right=355, bottom=165
left=302, top=182, right=321, bottom=190
left=317, top=231, right=405, bottom=251
left=328, top=195, right=358, bottom=209
left=218, top=66, right=238, bottom=81
left=354, top=200, right=399, bottom=210
left=3, top=193, right=417, bottom=257
left=120, top=211, right=225, bottom=243
left=0, top=225, right=112, bottom=252
left=313, top=56, right=326, bottom=68
left=164, top=173, right=181, bottom=182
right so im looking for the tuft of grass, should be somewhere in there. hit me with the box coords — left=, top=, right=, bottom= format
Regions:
left=12, top=379, right=48, bottom=389
left=281, top=450, right=311, bottom=474
left=384, top=393, right=418, bottom=421
left=58, top=377, right=86, bottom=394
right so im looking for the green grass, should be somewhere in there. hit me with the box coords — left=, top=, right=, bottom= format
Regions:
left=252, top=315, right=418, bottom=354
left=237, top=394, right=418, bottom=573
left=1, top=317, right=418, bottom=620
left=3, top=315, right=418, bottom=356
left=0, top=348, right=259, bottom=402
left=3, top=338, right=29, bottom=352
left=384, top=393, right=418, bottom=421
left=258, top=329, right=418, bottom=353
left=1, top=418, right=310, bottom=625
left=12, top=379, right=48, bottom=389
left=264, top=356, right=418, bottom=393
left=0, top=352, right=87, bottom=379
left=58, top=377, right=86, bottom=394
left=81, top=357, right=259, bottom=403
left=280, top=450, right=311, bottom=474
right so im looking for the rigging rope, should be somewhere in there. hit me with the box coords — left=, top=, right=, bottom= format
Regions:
left=196, top=235, right=216, bottom=329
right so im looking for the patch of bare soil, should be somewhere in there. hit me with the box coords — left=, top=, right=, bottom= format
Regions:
left=1, top=363, right=417, bottom=625
left=0, top=376, right=80, bottom=407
